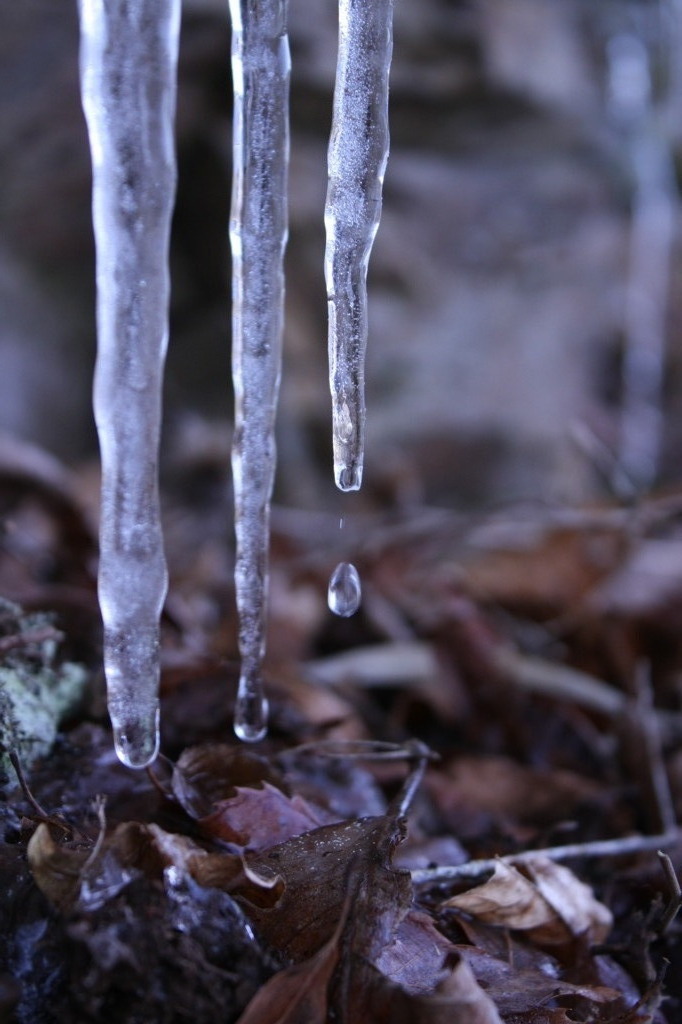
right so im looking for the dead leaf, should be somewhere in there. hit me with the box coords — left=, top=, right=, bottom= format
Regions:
left=235, top=891, right=350, bottom=1024
left=172, top=744, right=287, bottom=818
left=457, top=945, right=624, bottom=1018
left=375, top=910, right=457, bottom=994
left=27, top=823, right=90, bottom=910
left=521, top=856, right=613, bottom=943
left=343, top=953, right=505, bottom=1024
left=442, top=857, right=612, bottom=946
left=201, top=782, right=333, bottom=850
left=426, top=755, right=603, bottom=833
left=240, top=815, right=412, bottom=962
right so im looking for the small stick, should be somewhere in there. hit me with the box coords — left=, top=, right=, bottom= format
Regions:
left=656, top=850, right=681, bottom=934
left=9, top=748, right=50, bottom=820
left=411, top=830, right=680, bottom=887
left=388, top=739, right=431, bottom=819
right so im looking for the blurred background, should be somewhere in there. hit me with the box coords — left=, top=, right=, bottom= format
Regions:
left=2, top=0, right=682, bottom=513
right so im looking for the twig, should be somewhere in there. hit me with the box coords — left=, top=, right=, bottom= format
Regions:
left=0, top=626, right=64, bottom=655
left=388, top=739, right=432, bottom=819
left=9, top=748, right=50, bottom=819
left=632, top=660, right=677, bottom=834
left=656, top=850, right=681, bottom=934
left=279, top=738, right=439, bottom=763
left=411, top=830, right=680, bottom=887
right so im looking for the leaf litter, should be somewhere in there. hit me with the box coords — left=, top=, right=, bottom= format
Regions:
left=1, top=444, right=682, bottom=1021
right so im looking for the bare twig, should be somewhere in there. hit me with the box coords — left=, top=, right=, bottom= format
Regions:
left=411, top=830, right=680, bottom=887
left=388, top=739, right=432, bottom=819
left=0, top=626, right=64, bottom=655
left=656, top=850, right=681, bottom=934
left=9, top=748, right=50, bottom=819
left=279, top=738, right=439, bottom=764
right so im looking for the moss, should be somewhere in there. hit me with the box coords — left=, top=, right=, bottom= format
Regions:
left=0, top=598, right=88, bottom=781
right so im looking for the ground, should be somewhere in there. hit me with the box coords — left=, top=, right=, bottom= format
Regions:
left=1, top=435, right=681, bottom=1023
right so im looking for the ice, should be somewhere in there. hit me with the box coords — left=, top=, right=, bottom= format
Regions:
left=608, top=33, right=677, bottom=494
left=325, top=0, right=394, bottom=492
left=78, top=0, right=180, bottom=767
left=328, top=562, right=362, bottom=617
left=228, top=0, right=290, bottom=742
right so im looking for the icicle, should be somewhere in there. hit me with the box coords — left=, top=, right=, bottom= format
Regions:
left=325, top=0, right=394, bottom=492
left=228, top=0, right=290, bottom=742
left=78, top=0, right=180, bottom=768
left=328, top=562, right=362, bottom=617
left=608, top=32, right=677, bottom=494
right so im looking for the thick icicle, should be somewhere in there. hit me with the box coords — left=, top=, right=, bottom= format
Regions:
left=228, top=0, right=290, bottom=742
left=78, top=0, right=180, bottom=767
left=325, top=0, right=394, bottom=492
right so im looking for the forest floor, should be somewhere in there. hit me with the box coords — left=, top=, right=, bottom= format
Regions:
left=1, top=432, right=682, bottom=1023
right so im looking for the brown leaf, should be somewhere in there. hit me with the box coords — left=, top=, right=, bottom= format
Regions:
left=172, top=744, right=287, bottom=818
left=240, top=815, right=412, bottom=963
left=374, top=910, right=457, bottom=994
left=235, top=892, right=350, bottom=1024
left=344, top=953, right=505, bottom=1024
left=443, top=858, right=612, bottom=946
left=521, top=856, right=612, bottom=944
left=426, top=756, right=603, bottom=833
left=201, top=782, right=333, bottom=851
left=457, top=945, right=624, bottom=1018
left=27, top=823, right=90, bottom=910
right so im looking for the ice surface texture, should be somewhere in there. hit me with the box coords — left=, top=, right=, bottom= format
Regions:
left=228, top=0, right=290, bottom=742
left=78, top=0, right=180, bottom=767
left=325, top=0, right=394, bottom=492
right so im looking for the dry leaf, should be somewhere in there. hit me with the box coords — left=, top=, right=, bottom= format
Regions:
left=240, top=815, right=412, bottom=962
left=27, top=823, right=90, bottom=910
left=375, top=910, right=457, bottom=994
left=442, top=857, right=612, bottom=945
left=344, top=953, right=505, bottom=1024
left=201, top=782, right=332, bottom=851
left=235, top=892, right=350, bottom=1024
left=172, top=744, right=286, bottom=818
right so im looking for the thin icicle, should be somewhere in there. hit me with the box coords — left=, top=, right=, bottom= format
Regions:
left=608, top=32, right=677, bottom=494
left=228, top=0, right=290, bottom=742
left=78, top=0, right=180, bottom=767
left=325, top=0, right=394, bottom=492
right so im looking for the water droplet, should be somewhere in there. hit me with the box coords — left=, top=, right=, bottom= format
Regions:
left=328, top=561, right=361, bottom=617
left=234, top=673, right=268, bottom=742
left=112, top=706, right=160, bottom=768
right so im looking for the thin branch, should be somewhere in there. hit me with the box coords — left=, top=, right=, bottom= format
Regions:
left=411, top=830, right=680, bottom=887
left=656, top=850, right=681, bottom=934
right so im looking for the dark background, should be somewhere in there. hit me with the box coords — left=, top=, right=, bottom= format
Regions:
left=1, top=0, right=681, bottom=511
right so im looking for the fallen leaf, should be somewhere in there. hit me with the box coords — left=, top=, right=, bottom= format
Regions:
left=343, top=953, right=505, bottom=1024
left=375, top=909, right=457, bottom=994
left=442, top=857, right=612, bottom=946
left=457, top=945, right=624, bottom=1018
left=172, top=744, right=287, bottom=818
left=521, top=856, right=613, bottom=944
left=239, top=815, right=412, bottom=962
left=27, top=823, right=90, bottom=910
left=235, top=891, right=350, bottom=1024
left=201, top=782, right=333, bottom=851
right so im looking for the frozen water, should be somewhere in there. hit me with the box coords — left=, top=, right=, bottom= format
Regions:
left=328, top=561, right=362, bottom=617
left=78, top=0, right=180, bottom=767
left=325, top=0, right=394, bottom=491
left=228, top=0, right=290, bottom=741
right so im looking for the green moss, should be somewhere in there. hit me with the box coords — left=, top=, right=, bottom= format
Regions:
left=0, top=598, right=88, bottom=781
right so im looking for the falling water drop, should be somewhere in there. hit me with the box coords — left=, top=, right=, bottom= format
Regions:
left=328, top=561, right=362, bottom=617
